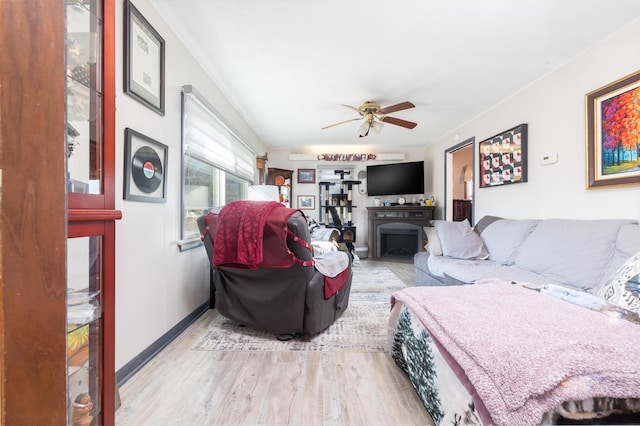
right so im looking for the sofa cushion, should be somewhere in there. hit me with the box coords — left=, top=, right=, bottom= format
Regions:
left=423, top=226, right=443, bottom=256
left=512, top=219, right=635, bottom=293
left=414, top=253, right=448, bottom=286
left=430, top=219, right=489, bottom=260
left=428, top=255, right=565, bottom=287
left=481, top=219, right=539, bottom=265
left=601, top=223, right=640, bottom=284
left=427, top=253, right=492, bottom=278
left=598, top=251, right=640, bottom=315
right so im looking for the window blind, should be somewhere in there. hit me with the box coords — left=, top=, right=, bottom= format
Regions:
left=181, top=85, right=255, bottom=182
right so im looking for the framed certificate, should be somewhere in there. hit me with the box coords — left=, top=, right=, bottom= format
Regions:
left=124, top=0, right=165, bottom=115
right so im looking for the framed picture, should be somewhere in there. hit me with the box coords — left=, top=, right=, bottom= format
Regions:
left=297, top=195, right=315, bottom=210
left=297, top=168, right=316, bottom=184
left=124, top=0, right=165, bottom=115
left=124, top=128, right=168, bottom=202
left=478, top=124, right=528, bottom=188
left=586, top=70, right=640, bottom=189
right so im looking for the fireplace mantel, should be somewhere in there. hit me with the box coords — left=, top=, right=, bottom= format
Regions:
left=367, top=205, right=436, bottom=260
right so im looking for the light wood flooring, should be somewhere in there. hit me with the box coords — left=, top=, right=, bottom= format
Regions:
left=115, top=259, right=433, bottom=425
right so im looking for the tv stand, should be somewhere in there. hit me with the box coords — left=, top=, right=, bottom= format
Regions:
left=367, top=205, right=435, bottom=259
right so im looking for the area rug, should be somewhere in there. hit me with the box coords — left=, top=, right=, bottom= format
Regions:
left=191, top=265, right=406, bottom=352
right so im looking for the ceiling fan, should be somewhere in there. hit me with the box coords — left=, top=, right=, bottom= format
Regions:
left=322, top=100, right=417, bottom=137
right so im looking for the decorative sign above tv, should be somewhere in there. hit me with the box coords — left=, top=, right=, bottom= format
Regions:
left=366, top=161, right=425, bottom=196
left=478, top=123, right=528, bottom=188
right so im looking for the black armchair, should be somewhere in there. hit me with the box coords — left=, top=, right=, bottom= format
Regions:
left=198, top=201, right=352, bottom=339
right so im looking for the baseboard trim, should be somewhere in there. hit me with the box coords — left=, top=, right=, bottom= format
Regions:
left=115, top=302, right=209, bottom=386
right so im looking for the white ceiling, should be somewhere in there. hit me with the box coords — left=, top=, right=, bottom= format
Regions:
left=149, top=0, right=640, bottom=150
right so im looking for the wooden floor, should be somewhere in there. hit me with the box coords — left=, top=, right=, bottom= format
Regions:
left=115, top=259, right=433, bottom=425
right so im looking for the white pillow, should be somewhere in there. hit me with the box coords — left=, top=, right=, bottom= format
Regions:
left=430, top=220, right=489, bottom=260
left=598, top=251, right=640, bottom=315
left=423, top=226, right=443, bottom=256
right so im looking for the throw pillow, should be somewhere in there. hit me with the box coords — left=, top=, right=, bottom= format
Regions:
left=306, top=215, right=320, bottom=234
left=430, top=219, right=489, bottom=260
left=473, top=215, right=503, bottom=235
left=423, top=226, right=443, bottom=256
left=598, top=251, right=640, bottom=315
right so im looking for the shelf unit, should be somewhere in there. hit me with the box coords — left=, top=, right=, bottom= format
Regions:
left=319, top=174, right=361, bottom=243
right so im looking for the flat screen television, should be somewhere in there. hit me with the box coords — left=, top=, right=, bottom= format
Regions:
left=366, top=161, right=424, bottom=196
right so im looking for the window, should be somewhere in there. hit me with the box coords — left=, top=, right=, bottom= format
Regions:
left=180, top=85, right=255, bottom=249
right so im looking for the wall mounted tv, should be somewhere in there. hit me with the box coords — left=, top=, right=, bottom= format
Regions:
left=366, top=161, right=424, bottom=196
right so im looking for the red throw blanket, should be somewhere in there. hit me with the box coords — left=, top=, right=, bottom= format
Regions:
left=213, top=201, right=285, bottom=269
left=324, top=267, right=350, bottom=299
left=392, top=279, right=640, bottom=426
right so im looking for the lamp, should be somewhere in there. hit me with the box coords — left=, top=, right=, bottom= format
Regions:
left=462, top=165, right=473, bottom=182
left=248, top=185, right=280, bottom=201
left=461, top=165, right=473, bottom=200
left=358, top=114, right=383, bottom=138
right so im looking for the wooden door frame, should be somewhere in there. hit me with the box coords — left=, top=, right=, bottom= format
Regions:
left=444, top=138, right=475, bottom=223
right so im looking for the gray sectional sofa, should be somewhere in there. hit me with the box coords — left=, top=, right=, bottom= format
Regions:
left=415, top=215, right=640, bottom=294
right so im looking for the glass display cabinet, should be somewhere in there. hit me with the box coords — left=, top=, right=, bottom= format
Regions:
left=0, top=0, right=117, bottom=423
left=66, top=0, right=119, bottom=424
left=67, top=0, right=103, bottom=194
left=67, top=236, right=103, bottom=424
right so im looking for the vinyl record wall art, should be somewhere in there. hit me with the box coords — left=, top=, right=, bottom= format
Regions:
left=124, top=128, right=168, bottom=202
left=478, top=123, right=528, bottom=188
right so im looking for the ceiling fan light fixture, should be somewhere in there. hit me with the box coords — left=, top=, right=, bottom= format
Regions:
left=322, top=100, right=417, bottom=137
left=358, top=121, right=371, bottom=137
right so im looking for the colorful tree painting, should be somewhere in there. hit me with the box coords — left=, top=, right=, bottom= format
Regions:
left=600, top=86, right=640, bottom=175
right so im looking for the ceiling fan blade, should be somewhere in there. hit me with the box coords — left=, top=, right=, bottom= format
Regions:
left=321, top=117, right=362, bottom=130
left=340, top=104, right=363, bottom=113
left=379, top=116, right=418, bottom=129
left=379, top=101, right=415, bottom=114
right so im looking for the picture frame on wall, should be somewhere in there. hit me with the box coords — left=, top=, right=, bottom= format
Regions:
left=478, top=123, right=528, bottom=188
left=123, top=128, right=168, bottom=203
left=297, top=168, right=316, bottom=184
left=586, top=70, right=640, bottom=189
left=124, top=0, right=165, bottom=115
left=297, top=195, right=315, bottom=210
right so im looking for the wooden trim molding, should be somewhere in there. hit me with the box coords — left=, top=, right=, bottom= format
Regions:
left=68, top=209, right=123, bottom=222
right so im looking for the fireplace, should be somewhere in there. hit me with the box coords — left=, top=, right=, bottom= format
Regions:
left=367, top=205, right=435, bottom=261
left=377, top=223, right=422, bottom=259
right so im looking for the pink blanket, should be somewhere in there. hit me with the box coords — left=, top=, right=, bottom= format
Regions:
left=391, top=279, right=640, bottom=426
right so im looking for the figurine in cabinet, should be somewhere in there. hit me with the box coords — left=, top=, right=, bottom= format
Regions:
left=71, top=393, right=94, bottom=426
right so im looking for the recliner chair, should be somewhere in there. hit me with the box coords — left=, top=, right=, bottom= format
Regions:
left=197, top=201, right=352, bottom=339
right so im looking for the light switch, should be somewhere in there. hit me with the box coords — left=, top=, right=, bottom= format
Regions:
left=541, top=152, right=558, bottom=165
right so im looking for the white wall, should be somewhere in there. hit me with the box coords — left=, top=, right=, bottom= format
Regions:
left=425, top=19, right=640, bottom=222
left=268, top=147, right=428, bottom=247
left=114, top=0, right=267, bottom=370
